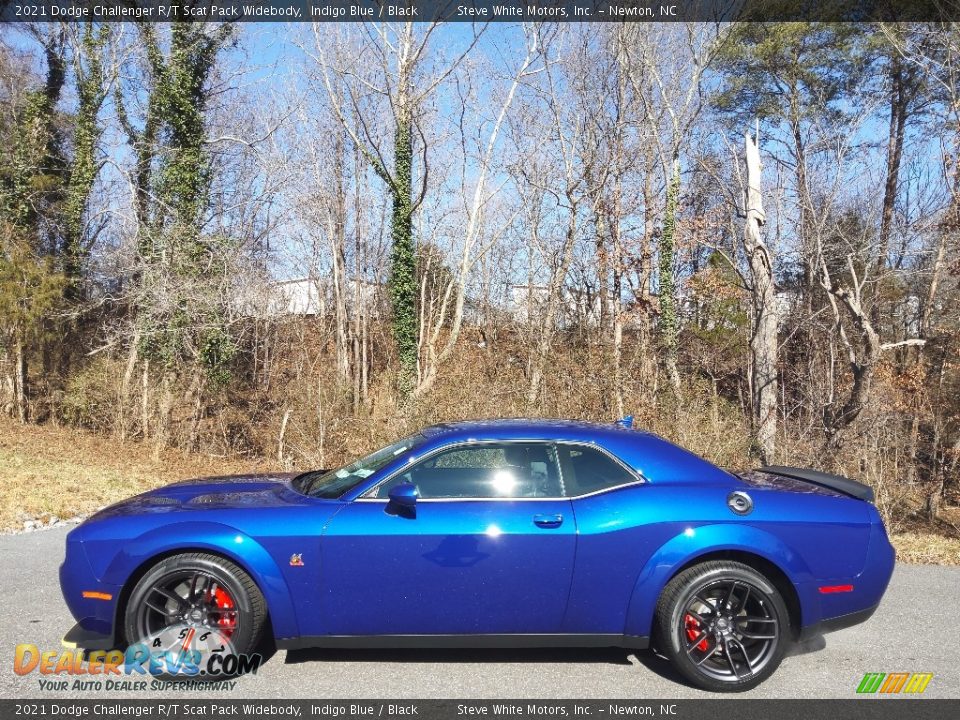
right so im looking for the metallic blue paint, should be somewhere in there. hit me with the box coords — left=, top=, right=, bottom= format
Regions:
left=59, top=419, right=895, bottom=650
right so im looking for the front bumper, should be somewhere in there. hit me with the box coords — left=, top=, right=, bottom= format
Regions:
left=62, top=621, right=116, bottom=650
left=59, top=531, right=122, bottom=647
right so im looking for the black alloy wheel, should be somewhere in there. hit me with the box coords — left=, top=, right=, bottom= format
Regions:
left=654, top=560, right=789, bottom=692
left=123, top=552, right=266, bottom=673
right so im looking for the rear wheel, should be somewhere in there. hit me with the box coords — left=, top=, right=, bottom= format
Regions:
left=654, top=560, right=789, bottom=692
left=123, top=553, right=266, bottom=676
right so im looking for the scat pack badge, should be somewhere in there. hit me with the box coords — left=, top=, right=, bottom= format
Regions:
left=289, top=554, right=304, bottom=567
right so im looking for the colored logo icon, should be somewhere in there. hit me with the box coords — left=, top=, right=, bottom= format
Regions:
left=856, top=672, right=933, bottom=694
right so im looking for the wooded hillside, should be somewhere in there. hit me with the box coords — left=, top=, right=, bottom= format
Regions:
left=0, top=22, right=957, bottom=534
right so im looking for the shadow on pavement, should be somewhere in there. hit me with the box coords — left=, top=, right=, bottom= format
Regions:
left=630, top=650, right=697, bottom=689
left=277, top=637, right=827, bottom=691
left=786, top=634, right=826, bottom=657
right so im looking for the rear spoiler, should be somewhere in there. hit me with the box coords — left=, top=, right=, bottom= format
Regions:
left=758, top=465, right=875, bottom=503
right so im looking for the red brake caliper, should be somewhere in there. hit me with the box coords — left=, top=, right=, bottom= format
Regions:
left=211, top=586, right=237, bottom=636
left=684, top=613, right=709, bottom=652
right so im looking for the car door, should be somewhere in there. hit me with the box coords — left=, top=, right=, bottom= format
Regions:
left=317, top=441, right=576, bottom=636
left=557, top=444, right=656, bottom=635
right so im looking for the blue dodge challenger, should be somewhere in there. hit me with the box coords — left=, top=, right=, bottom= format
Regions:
left=60, top=418, right=894, bottom=691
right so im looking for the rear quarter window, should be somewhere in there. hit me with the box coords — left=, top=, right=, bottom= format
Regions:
left=560, top=445, right=637, bottom=497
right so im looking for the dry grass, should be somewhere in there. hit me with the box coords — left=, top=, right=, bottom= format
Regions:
left=888, top=503, right=960, bottom=566
left=891, top=531, right=960, bottom=566
left=0, top=416, right=277, bottom=532
left=1, top=416, right=958, bottom=566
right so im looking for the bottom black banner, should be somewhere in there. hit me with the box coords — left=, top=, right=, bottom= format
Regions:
left=1, top=700, right=958, bottom=720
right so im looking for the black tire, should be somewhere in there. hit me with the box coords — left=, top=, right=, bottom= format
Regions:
left=654, top=560, right=789, bottom=692
left=123, top=552, right=266, bottom=675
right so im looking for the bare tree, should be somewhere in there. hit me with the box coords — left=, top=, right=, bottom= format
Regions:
left=883, top=23, right=960, bottom=516
left=414, top=26, right=540, bottom=398
left=741, top=126, right=778, bottom=463
left=627, top=23, right=728, bottom=391
left=310, top=22, right=483, bottom=397
left=503, top=26, right=591, bottom=410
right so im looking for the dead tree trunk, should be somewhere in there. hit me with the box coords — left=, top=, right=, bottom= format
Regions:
left=743, top=129, right=778, bottom=464
left=527, top=202, right=578, bottom=410
left=330, top=130, right=350, bottom=383
left=117, top=329, right=140, bottom=440
left=0, top=337, right=14, bottom=418
left=610, top=178, right=626, bottom=419
left=14, top=338, right=27, bottom=423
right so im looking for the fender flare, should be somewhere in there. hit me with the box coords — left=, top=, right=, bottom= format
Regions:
left=623, top=524, right=820, bottom=638
left=100, top=521, right=299, bottom=639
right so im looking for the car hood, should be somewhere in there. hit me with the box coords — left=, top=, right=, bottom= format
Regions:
left=90, top=472, right=302, bottom=519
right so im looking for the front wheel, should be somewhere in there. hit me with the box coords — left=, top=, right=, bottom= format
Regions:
left=654, top=560, right=789, bottom=692
left=123, top=552, right=266, bottom=676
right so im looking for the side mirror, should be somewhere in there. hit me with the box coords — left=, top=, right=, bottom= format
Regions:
left=388, top=482, right=418, bottom=508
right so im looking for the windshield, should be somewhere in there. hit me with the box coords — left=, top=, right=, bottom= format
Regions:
left=293, top=434, right=425, bottom=499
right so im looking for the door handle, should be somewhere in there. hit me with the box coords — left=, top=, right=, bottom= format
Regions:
left=533, top=514, right=563, bottom=528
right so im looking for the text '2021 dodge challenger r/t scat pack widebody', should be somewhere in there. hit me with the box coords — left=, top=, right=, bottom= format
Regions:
left=59, top=418, right=894, bottom=691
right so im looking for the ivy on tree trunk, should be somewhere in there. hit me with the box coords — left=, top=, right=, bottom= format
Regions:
left=134, top=22, right=237, bottom=408
left=63, top=24, right=109, bottom=302
left=390, top=111, right=418, bottom=396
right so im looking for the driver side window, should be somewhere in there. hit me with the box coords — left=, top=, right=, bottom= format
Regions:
left=376, top=443, right=563, bottom=499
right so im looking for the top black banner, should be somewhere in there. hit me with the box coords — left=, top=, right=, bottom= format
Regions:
left=2, top=0, right=960, bottom=23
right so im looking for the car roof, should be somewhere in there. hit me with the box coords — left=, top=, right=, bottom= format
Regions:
left=419, top=418, right=641, bottom=442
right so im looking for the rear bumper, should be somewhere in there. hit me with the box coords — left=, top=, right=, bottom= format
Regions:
left=798, top=603, right=879, bottom=641
left=797, top=518, right=894, bottom=639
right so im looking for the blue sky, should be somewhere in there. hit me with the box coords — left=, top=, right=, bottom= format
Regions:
left=1, top=21, right=947, bottom=287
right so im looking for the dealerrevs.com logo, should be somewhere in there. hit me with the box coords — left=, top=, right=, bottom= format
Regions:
left=14, top=632, right=261, bottom=692
left=856, top=672, right=934, bottom=695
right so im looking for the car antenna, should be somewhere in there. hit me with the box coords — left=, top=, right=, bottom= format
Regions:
left=615, top=415, right=634, bottom=429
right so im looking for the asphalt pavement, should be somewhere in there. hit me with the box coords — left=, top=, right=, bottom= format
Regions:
left=0, top=526, right=956, bottom=699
